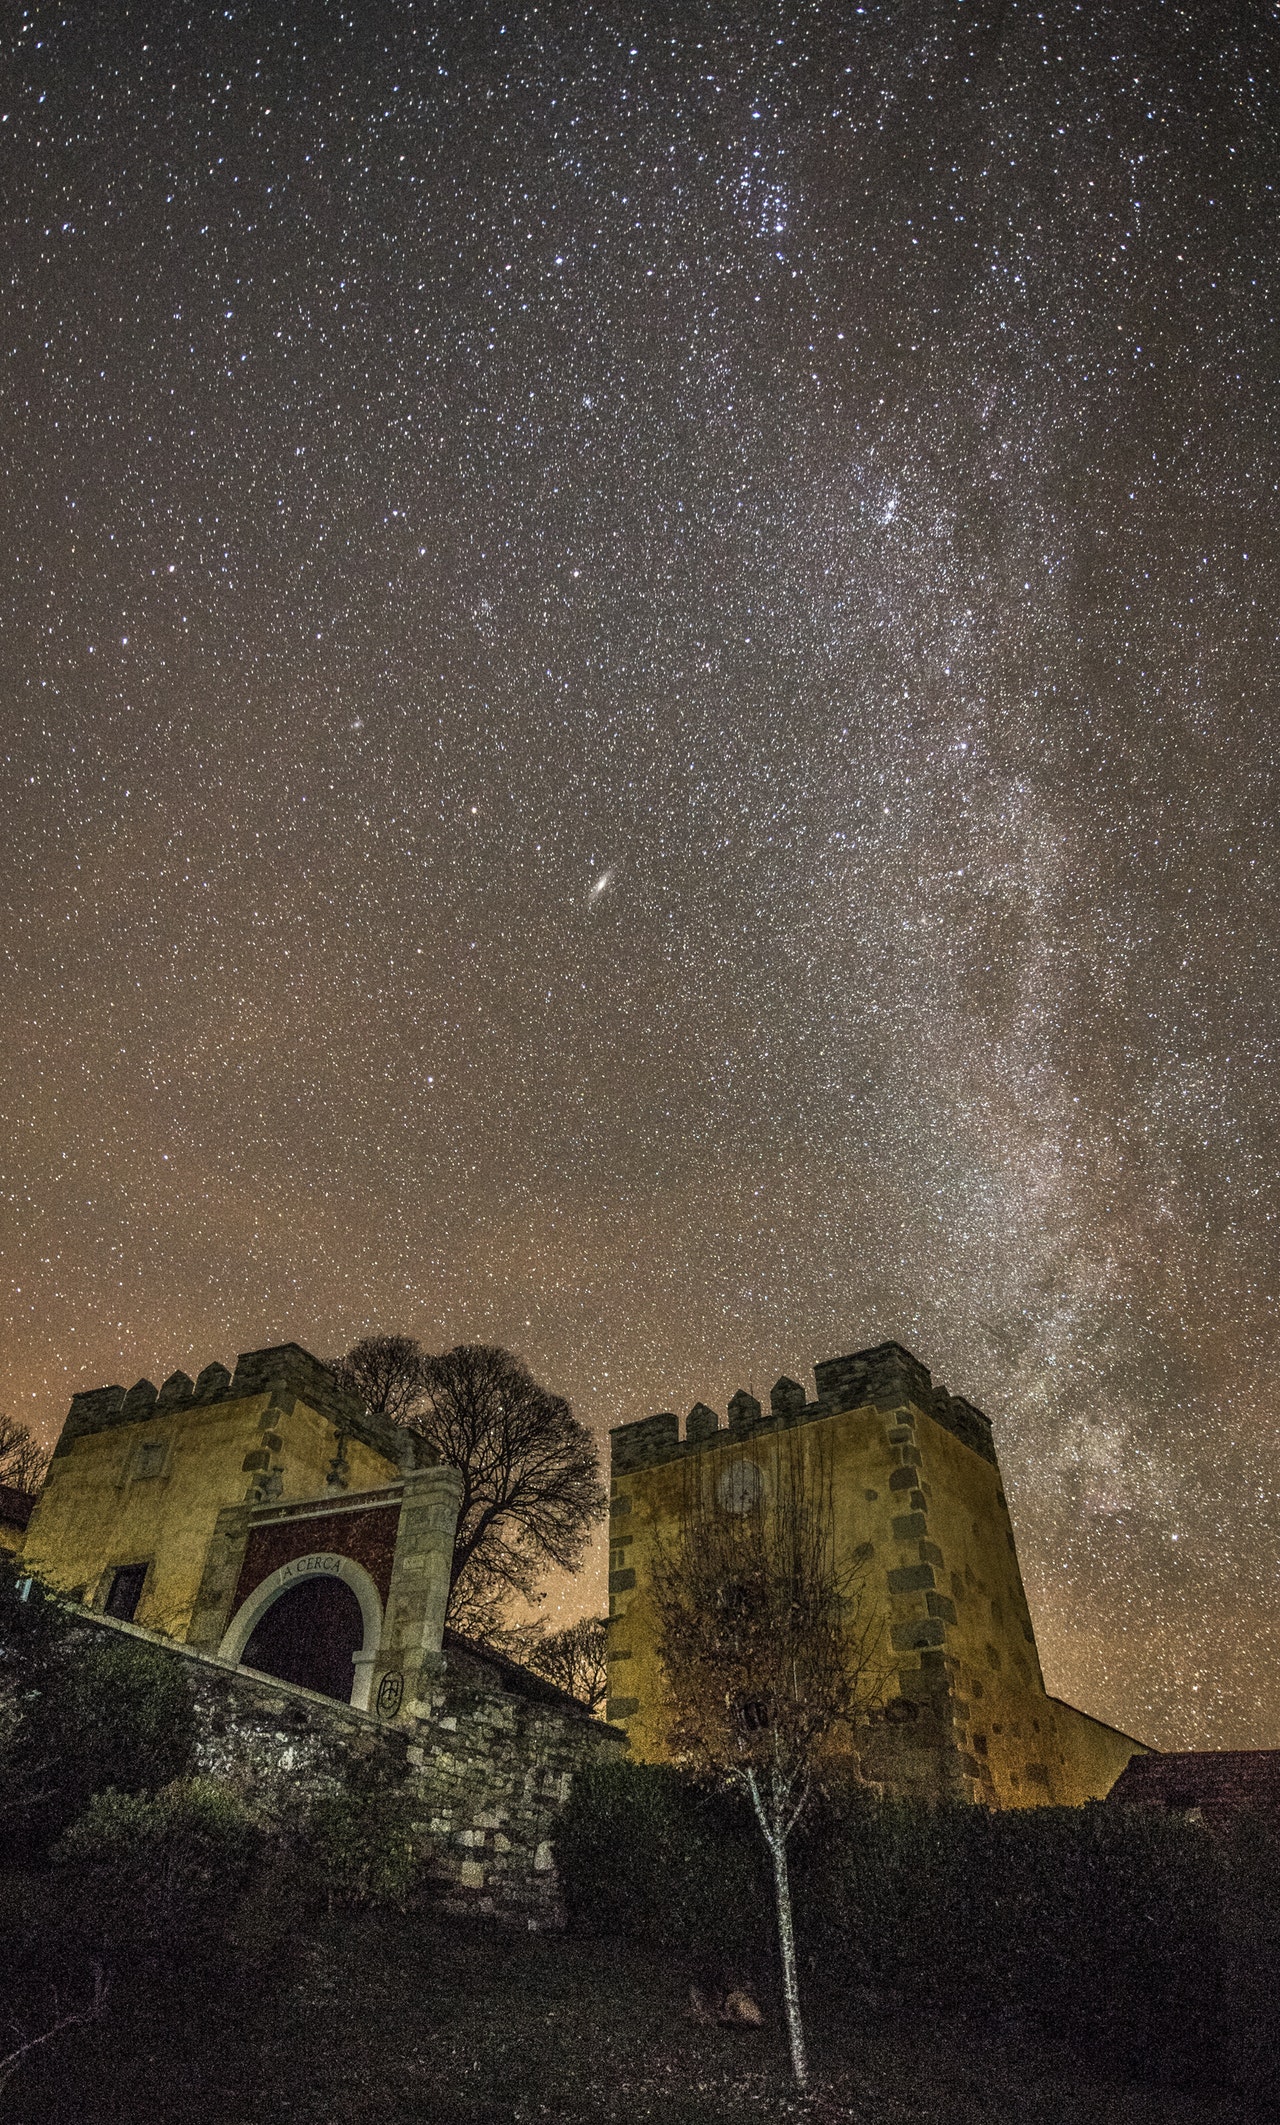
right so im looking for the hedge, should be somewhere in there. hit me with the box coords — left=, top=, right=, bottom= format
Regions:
left=555, top=1759, right=1280, bottom=2102
left=1, top=1577, right=197, bottom=1857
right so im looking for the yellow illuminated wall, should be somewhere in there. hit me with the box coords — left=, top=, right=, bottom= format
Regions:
left=607, top=1344, right=1146, bottom=1807
left=20, top=1344, right=405, bottom=1642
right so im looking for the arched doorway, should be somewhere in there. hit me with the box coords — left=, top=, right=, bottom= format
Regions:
left=218, top=1553, right=384, bottom=1709
left=240, top=1574, right=364, bottom=1702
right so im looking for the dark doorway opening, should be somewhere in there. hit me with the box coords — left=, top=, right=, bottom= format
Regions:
left=240, top=1574, right=364, bottom=1702
left=104, top=1563, right=148, bottom=1621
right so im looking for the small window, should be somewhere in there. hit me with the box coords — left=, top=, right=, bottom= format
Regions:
left=104, top=1563, right=147, bottom=1621
left=717, top=1459, right=763, bottom=1515
left=133, top=1441, right=166, bottom=1481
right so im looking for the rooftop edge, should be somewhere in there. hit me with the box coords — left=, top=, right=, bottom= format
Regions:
left=52, top=1341, right=431, bottom=1475
left=610, top=1340, right=997, bottom=1472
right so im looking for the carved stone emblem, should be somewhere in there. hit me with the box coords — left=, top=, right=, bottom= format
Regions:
left=375, top=1669, right=404, bottom=1718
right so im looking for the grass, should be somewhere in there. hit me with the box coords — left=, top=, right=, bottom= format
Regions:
left=14, top=1907, right=1253, bottom=2125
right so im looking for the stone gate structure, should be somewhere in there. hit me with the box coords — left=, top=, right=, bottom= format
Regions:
left=16, top=1340, right=624, bottom=1918
left=22, top=1342, right=470, bottom=1722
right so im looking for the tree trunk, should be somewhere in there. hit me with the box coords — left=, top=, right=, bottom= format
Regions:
left=745, top=1771, right=808, bottom=2090
left=769, top=1825, right=808, bottom=2090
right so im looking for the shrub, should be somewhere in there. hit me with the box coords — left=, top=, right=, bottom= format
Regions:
left=556, top=1758, right=769, bottom=1961
left=304, top=1776, right=424, bottom=1912
left=558, top=1764, right=1280, bottom=2100
left=0, top=1574, right=77, bottom=1826
left=51, top=1778, right=259, bottom=1968
left=51, top=1636, right=195, bottom=1791
left=1, top=1580, right=197, bottom=1857
left=0, top=1570, right=69, bottom=1673
left=793, top=1795, right=1230, bottom=2073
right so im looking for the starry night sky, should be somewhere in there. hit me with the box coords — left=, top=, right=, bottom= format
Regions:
left=3, top=2, right=1277, bottom=1749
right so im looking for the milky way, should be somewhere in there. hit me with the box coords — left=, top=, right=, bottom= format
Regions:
left=3, top=3, right=1277, bottom=1748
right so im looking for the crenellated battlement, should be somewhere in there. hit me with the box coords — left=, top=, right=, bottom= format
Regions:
left=53, top=1342, right=431, bottom=1475
left=610, top=1339, right=996, bottom=1474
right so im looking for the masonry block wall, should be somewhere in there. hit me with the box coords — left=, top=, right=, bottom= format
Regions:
left=73, top=1606, right=625, bottom=1926
left=607, top=1339, right=1146, bottom=1807
left=20, top=1343, right=428, bottom=1641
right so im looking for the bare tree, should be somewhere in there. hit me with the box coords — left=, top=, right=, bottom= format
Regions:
left=334, top=1336, right=605, bottom=1635
left=423, top=1345, right=605, bottom=1629
left=0, top=1413, right=49, bottom=1497
left=496, top=1614, right=608, bottom=1712
left=650, top=1435, right=885, bottom=2092
left=333, top=1336, right=428, bottom=1426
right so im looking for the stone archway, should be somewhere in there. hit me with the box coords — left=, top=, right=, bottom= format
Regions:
left=218, top=1553, right=383, bottom=1709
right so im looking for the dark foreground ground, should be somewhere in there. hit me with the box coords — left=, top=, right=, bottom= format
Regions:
left=14, top=1910, right=1252, bottom=2125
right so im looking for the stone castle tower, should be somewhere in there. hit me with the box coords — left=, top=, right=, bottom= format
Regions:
left=606, top=1340, right=1143, bottom=1806
left=19, top=1342, right=464, bottom=1719
left=15, top=1340, right=623, bottom=1924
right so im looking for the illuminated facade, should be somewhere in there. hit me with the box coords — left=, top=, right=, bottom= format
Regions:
left=19, top=1342, right=462, bottom=1718
left=607, top=1340, right=1145, bottom=1806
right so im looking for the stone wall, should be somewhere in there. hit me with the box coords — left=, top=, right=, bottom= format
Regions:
left=74, top=1605, right=625, bottom=1927
left=24, top=1377, right=404, bottom=1641
left=607, top=1340, right=1149, bottom=1804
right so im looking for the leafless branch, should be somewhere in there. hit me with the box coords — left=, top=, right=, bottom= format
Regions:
left=334, top=1337, right=606, bottom=1632
left=495, top=1614, right=608, bottom=1711
left=0, top=1963, right=108, bottom=2096
left=649, top=1428, right=886, bottom=2090
left=0, top=1414, right=49, bottom=1498
left=332, top=1336, right=429, bottom=1426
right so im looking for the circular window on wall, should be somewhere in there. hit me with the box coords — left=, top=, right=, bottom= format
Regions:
left=717, top=1458, right=763, bottom=1515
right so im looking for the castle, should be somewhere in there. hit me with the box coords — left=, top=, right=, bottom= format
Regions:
left=15, top=1335, right=1144, bottom=1845
left=606, top=1340, right=1144, bottom=1805
left=19, top=1341, right=465, bottom=1715
left=15, top=1340, right=622, bottom=1923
